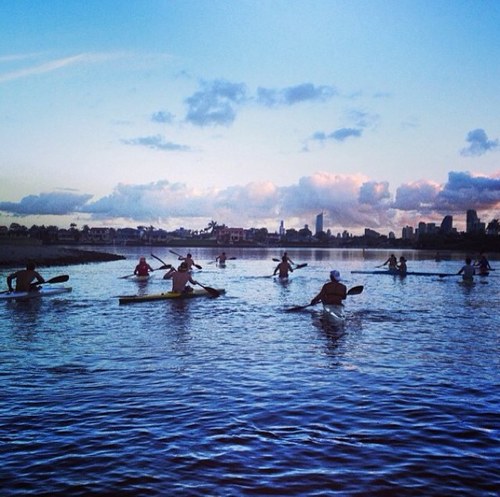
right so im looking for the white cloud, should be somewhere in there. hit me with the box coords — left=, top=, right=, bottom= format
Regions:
left=1, top=171, right=498, bottom=232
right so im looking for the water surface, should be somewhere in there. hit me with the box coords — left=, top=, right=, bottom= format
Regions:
left=1, top=248, right=498, bottom=496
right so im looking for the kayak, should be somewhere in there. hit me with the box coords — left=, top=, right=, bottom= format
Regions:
left=119, top=287, right=225, bottom=305
left=0, top=286, right=72, bottom=301
left=351, top=270, right=456, bottom=277
left=129, top=275, right=151, bottom=282
left=323, top=304, right=346, bottom=324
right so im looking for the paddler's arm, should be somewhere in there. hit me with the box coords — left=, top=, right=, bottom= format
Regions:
left=7, top=273, right=15, bottom=292
left=310, top=287, right=324, bottom=305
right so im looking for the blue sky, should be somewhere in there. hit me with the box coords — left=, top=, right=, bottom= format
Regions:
left=1, top=0, right=499, bottom=234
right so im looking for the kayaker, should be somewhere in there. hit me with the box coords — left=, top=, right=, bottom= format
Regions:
left=274, top=256, right=294, bottom=278
left=134, top=257, right=154, bottom=277
left=7, top=261, right=45, bottom=292
left=177, top=253, right=202, bottom=270
left=381, top=254, right=398, bottom=270
left=216, top=252, right=227, bottom=264
left=458, top=257, right=475, bottom=282
left=282, top=252, right=295, bottom=265
left=163, top=262, right=198, bottom=293
left=310, top=270, right=347, bottom=306
left=398, top=256, right=407, bottom=274
left=475, top=253, right=492, bottom=275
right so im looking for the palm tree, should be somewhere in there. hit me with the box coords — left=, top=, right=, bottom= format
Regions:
left=207, top=220, right=218, bottom=233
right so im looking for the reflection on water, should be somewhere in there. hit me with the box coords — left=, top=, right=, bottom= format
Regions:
left=0, top=248, right=498, bottom=496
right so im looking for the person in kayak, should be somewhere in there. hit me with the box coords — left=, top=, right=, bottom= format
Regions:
left=215, top=252, right=227, bottom=264
left=398, top=256, right=407, bottom=274
left=177, top=253, right=202, bottom=270
left=163, top=262, right=198, bottom=293
left=381, top=254, right=398, bottom=270
left=475, top=252, right=492, bottom=275
left=274, top=256, right=294, bottom=278
left=458, top=257, right=475, bottom=282
left=7, top=261, right=45, bottom=292
left=134, top=257, right=154, bottom=277
left=310, top=270, right=347, bottom=306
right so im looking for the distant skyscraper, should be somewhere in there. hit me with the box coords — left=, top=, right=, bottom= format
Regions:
left=279, top=220, right=285, bottom=236
left=315, top=212, right=324, bottom=235
left=466, top=209, right=479, bottom=233
left=440, top=215, right=453, bottom=234
left=402, top=226, right=414, bottom=239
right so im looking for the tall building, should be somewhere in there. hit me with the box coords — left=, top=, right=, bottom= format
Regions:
left=315, top=212, right=324, bottom=235
left=402, top=226, right=414, bottom=240
left=466, top=209, right=485, bottom=234
left=279, top=220, right=285, bottom=236
left=466, top=210, right=478, bottom=233
left=440, top=215, right=453, bottom=234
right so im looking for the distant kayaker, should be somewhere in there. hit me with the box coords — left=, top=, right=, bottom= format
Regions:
left=215, top=252, right=227, bottom=264
left=458, top=257, right=475, bottom=282
left=381, top=254, right=398, bottom=270
left=177, top=253, right=202, bottom=270
left=274, top=256, right=294, bottom=278
left=475, top=253, right=492, bottom=275
left=282, top=252, right=295, bottom=265
left=398, top=256, right=407, bottom=274
left=310, top=270, right=347, bottom=306
left=7, top=261, right=45, bottom=292
left=163, top=262, right=198, bottom=293
left=134, top=257, right=154, bottom=277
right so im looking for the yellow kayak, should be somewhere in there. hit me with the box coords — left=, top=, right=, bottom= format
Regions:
left=119, top=288, right=225, bottom=305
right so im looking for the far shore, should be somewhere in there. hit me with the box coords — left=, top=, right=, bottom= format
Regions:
left=0, top=243, right=126, bottom=268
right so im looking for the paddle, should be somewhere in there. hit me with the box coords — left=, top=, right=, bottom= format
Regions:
left=285, top=285, right=364, bottom=312
left=196, top=282, right=222, bottom=297
left=44, top=274, right=70, bottom=284
left=29, top=274, right=70, bottom=290
left=168, top=249, right=202, bottom=269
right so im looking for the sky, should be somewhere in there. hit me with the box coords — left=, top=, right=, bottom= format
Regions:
left=1, top=0, right=499, bottom=235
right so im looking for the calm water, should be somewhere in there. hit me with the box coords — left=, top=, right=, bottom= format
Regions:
left=1, top=247, right=498, bottom=496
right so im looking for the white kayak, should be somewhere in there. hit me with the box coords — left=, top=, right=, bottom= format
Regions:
left=0, top=286, right=72, bottom=301
left=129, top=275, right=151, bottom=282
left=322, top=303, right=346, bottom=324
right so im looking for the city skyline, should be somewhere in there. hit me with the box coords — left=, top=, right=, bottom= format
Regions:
left=1, top=1, right=499, bottom=234
left=2, top=208, right=495, bottom=242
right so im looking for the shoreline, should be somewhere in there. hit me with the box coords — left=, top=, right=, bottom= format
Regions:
left=0, top=244, right=126, bottom=268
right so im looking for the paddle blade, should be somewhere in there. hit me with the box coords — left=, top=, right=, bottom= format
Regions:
left=46, top=275, right=70, bottom=284
left=347, top=285, right=364, bottom=296
left=295, top=263, right=308, bottom=270
left=198, top=284, right=221, bottom=297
